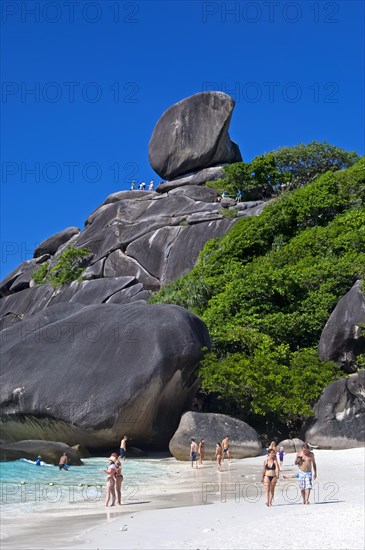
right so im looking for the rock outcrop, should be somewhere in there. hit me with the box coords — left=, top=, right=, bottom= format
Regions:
left=0, top=302, right=210, bottom=449
left=0, top=93, right=266, bottom=452
left=305, top=370, right=365, bottom=449
left=34, top=227, right=80, bottom=258
left=318, top=280, right=365, bottom=373
left=0, top=188, right=266, bottom=317
left=149, top=92, right=242, bottom=181
left=169, top=412, right=262, bottom=460
left=156, top=166, right=225, bottom=193
left=0, top=440, right=83, bottom=464
left=277, top=438, right=305, bottom=454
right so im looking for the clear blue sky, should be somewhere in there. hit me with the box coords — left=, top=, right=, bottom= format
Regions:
left=1, top=0, right=364, bottom=277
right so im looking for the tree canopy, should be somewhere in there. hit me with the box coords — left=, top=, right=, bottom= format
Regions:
left=206, top=141, right=359, bottom=200
left=151, top=153, right=365, bottom=431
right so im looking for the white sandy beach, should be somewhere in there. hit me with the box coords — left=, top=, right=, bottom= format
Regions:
left=2, top=448, right=364, bottom=550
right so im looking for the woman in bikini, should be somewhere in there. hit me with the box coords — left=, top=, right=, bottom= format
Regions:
left=261, top=448, right=280, bottom=506
left=103, top=456, right=117, bottom=507
left=215, top=442, right=223, bottom=471
left=111, top=452, right=123, bottom=505
left=198, top=439, right=205, bottom=466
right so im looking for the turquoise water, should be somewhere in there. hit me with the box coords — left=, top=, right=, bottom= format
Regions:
left=0, top=457, right=179, bottom=519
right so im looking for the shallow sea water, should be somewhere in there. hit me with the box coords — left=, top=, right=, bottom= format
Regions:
left=0, top=456, right=186, bottom=518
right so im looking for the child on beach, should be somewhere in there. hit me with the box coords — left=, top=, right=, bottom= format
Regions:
left=215, top=443, right=223, bottom=471
left=278, top=446, right=285, bottom=467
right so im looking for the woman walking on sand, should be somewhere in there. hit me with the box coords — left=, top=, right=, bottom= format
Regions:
left=261, top=448, right=280, bottom=506
left=215, top=442, right=223, bottom=471
left=198, top=439, right=205, bottom=466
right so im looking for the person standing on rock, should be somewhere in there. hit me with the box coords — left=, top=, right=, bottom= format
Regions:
left=148, top=180, right=154, bottom=191
left=130, top=181, right=136, bottom=190
left=120, top=435, right=128, bottom=460
left=296, top=443, right=317, bottom=504
left=190, top=439, right=199, bottom=469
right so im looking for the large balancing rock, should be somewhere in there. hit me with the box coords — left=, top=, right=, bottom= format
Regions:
left=305, top=370, right=365, bottom=449
left=318, top=280, right=365, bottom=373
left=0, top=302, right=210, bottom=449
left=149, top=92, right=242, bottom=181
left=169, top=411, right=262, bottom=460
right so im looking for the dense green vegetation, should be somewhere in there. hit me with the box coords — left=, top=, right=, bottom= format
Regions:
left=207, top=141, right=358, bottom=200
left=32, top=246, right=91, bottom=288
left=151, top=152, right=365, bottom=433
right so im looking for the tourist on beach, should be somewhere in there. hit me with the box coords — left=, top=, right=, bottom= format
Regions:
left=222, top=435, right=231, bottom=462
left=296, top=443, right=317, bottom=505
left=35, top=455, right=42, bottom=466
left=190, top=439, right=199, bottom=469
left=103, top=456, right=117, bottom=507
left=261, top=448, right=280, bottom=506
left=120, top=435, right=128, bottom=460
left=58, top=452, right=70, bottom=471
left=111, top=452, right=123, bottom=505
left=278, top=446, right=285, bottom=468
left=268, top=440, right=277, bottom=453
left=215, top=442, right=223, bottom=471
left=198, top=439, right=205, bottom=466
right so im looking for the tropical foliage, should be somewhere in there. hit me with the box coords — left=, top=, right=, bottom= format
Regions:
left=206, top=141, right=359, bottom=200
left=32, top=246, right=91, bottom=288
left=151, top=154, right=365, bottom=430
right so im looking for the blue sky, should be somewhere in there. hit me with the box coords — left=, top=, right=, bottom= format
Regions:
left=1, top=0, right=364, bottom=277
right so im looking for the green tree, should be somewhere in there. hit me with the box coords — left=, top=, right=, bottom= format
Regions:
left=206, top=142, right=358, bottom=200
left=151, top=156, right=365, bottom=428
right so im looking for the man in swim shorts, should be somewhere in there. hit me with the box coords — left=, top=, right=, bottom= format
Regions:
left=120, top=435, right=128, bottom=460
left=58, top=452, right=70, bottom=470
left=222, top=435, right=231, bottom=462
left=190, top=439, right=198, bottom=469
left=296, top=443, right=317, bottom=504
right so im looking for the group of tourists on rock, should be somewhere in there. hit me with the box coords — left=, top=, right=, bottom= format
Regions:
left=130, top=180, right=162, bottom=191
